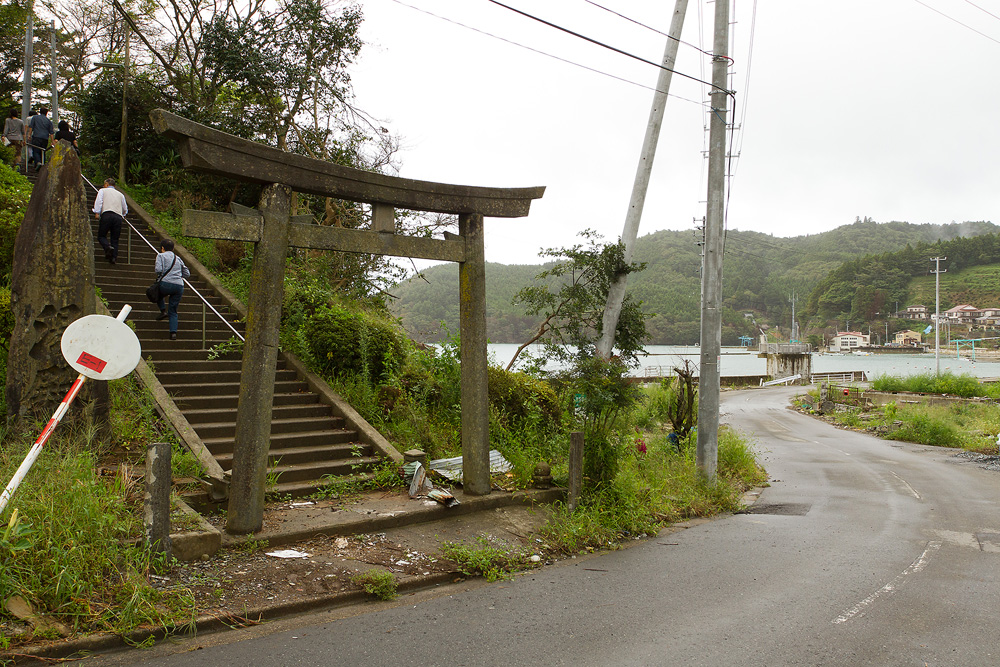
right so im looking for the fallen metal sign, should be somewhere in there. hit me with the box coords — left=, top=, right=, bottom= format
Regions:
left=429, top=450, right=513, bottom=483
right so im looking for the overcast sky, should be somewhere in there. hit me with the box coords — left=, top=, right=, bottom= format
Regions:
left=351, top=0, right=1000, bottom=266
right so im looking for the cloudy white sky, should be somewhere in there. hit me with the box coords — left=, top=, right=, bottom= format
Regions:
left=351, top=0, right=1000, bottom=265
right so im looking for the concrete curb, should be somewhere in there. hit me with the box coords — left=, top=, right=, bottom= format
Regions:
left=225, top=487, right=566, bottom=549
left=0, top=570, right=462, bottom=664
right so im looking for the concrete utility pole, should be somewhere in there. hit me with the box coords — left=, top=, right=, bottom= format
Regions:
left=21, top=11, right=33, bottom=168
left=931, top=256, right=946, bottom=375
left=596, top=0, right=689, bottom=359
left=49, top=21, right=58, bottom=123
left=119, top=23, right=129, bottom=184
left=789, top=292, right=797, bottom=340
left=696, top=0, right=730, bottom=481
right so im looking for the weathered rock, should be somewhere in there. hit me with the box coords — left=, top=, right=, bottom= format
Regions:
left=5, top=142, right=109, bottom=428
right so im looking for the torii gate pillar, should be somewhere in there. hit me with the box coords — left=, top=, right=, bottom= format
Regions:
left=227, top=184, right=291, bottom=532
left=459, top=213, right=489, bottom=494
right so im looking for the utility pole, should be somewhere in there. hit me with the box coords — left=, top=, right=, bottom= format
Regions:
left=49, top=20, right=57, bottom=123
left=596, top=0, right=689, bottom=359
left=696, top=0, right=730, bottom=481
left=788, top=292, right=797, bottom=340
left=119, top=23, right=130, bottom=184
left=21, top=10, right=33, bottom=169
left=931, top=256, right=946, bottom=375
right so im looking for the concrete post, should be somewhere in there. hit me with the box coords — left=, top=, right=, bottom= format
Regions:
left=568, top=431, right=584, bottom=511
left=597, top=0, right=689, bottom=358
left=227, top=184, right=290, bottom=534
left=459, top=213, right=490, bottom=495
left=696, top=0, right=730, bottom=481
left=145, top=441, right=172, bottom=557
left=21, top=14, right=32, bottom=169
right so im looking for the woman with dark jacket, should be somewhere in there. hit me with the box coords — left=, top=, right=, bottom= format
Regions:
left=54, top=120, right=78, bottom=153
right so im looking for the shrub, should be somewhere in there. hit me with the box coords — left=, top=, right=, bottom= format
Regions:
left=0, top=161, right=31, bottom=279
left=487, top=365, right=561, bottom=425
left=303, top=304, right=408, bottom=382
left=351, top=569, right=398, bottom=600
left=887, top=410, right=962, bottom=447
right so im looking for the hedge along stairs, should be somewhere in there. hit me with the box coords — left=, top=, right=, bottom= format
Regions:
left=47, top=168, right=403, bottom=503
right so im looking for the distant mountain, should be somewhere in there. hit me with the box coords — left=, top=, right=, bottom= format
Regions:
left=390, top=218, right=999, bottom=344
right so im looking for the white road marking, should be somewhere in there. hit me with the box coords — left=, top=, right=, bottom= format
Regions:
left=889, top=471, right=921, bottom=499
left=832, top=541, right=941, bottom=624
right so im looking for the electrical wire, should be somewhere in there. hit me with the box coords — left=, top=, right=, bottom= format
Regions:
left=486, top=0, right=733, bottom=94
left=385, top=0, right=708, bottom=107
left=580, top=0, right=717, bottom=58
left=912, top=0, right=1000, bottom=45
left=962, top=0, right=1000, bottom=23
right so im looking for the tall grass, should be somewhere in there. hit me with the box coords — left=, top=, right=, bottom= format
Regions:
left=539, top=427, right=766, bottom=553
left=871, top=372, right=1000, bottom=399
left=0, top=436, right=196, bottom=637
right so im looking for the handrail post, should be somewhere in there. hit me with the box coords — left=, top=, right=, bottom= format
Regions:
left=127, top=225, right=132, bottom=264
left=202, top=302, right=207, bottom=350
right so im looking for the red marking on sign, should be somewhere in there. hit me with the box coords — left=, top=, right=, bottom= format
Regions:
left=77, top=351, right=108, bottom=373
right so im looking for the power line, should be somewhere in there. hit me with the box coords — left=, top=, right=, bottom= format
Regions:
left=963, top=0, right=1000, bottom=23
left=486, top=0, right=733, bottom=94
left=385, top=0, right=708, bottom=107
left=580, top=0, right=716, bottom=58
left=912, top=0, right=1000, bottom=45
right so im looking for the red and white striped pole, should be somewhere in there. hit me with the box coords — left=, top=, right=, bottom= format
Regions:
left=0, top=305, right=134, bottom=515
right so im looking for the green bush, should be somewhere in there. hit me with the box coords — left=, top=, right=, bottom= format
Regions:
left=487, top=365, right=561, bottom=425
left=351, top=569, right=398, bottom=600
left=0, top=161, right=31, bottom=280
left=887, top=410, right=962, bottom=447
left=303, top=304, right=408, bottom=382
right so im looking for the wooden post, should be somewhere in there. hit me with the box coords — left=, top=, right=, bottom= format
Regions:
left=145, top=441, right=172, bottom=557
left=227, top=184, right=291, bottom=534
left=568, top=431, right=584, bottom=511
left=459, top=213, right=490, bottom=495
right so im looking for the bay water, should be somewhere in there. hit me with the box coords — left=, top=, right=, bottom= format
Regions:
left=487, top=343, right=1000, bottom=380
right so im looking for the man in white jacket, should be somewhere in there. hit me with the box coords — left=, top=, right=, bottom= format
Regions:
left=93, top=178, right=128, bottom=264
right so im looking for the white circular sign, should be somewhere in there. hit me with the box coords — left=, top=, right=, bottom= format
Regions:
left=61, top=314, right=142, bottom=380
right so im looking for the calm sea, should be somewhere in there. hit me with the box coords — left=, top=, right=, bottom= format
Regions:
left=487, top=343, right=1000, bottom=380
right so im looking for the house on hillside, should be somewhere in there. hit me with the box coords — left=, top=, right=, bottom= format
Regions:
left=830, top=331, right=870, bottom=352
left=894, top=330, right=923, bottom=346
left=976, top=308, right=1000, bottom=326
left=900, top=305, right=928, bottom=320
left=944, top=304, right=980, bottom=323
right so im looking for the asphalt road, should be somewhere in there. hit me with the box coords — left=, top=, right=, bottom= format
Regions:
left=87, top=387, right=1000, bottom=666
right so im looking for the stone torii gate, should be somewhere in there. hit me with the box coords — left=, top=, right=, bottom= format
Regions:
left=150, top=110, right=544, bottom=534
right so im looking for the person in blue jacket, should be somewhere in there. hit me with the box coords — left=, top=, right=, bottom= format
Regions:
left=154, top=239, right=191, bottom=340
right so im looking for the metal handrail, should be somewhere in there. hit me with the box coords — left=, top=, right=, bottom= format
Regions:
left=83, top=175, right=245, bottom=344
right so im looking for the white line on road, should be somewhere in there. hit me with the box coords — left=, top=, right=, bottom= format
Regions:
left=832, top=541, right=941, bottom=624
left=889, top=471, right=921, bottom=500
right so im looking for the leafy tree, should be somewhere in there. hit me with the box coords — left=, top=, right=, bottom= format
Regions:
left=507, top=230, right=647, bottom=371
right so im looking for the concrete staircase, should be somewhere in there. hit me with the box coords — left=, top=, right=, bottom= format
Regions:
left=28, top=165, right=387, bottom=499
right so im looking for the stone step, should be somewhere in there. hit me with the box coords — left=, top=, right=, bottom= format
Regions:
left=183, top=402, right=335, bottom=425
left=159, top=379, right=310, bottom=397
left=157, top=368, right=298, bottom=386
left=270, top=472, right=377, bottom=500
left=192, top=415, right=343, bottom=439
left=203, top=428, right=359, bottom=456
left=171, top=391, right=320, bottom=412
left=213, top=444, right=373, bottom=472
left=223, top=455, right=380, bottom=486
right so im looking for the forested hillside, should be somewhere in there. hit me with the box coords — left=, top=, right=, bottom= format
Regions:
left=806, top=230, right=1000, bottom=325
left=392, top=218, right=999, bottom=344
